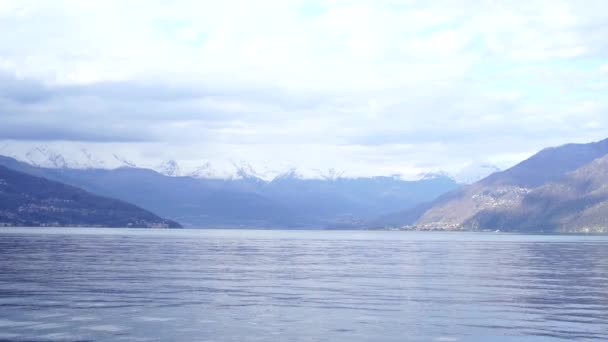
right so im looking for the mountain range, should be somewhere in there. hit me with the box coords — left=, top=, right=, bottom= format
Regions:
left=5, top=138, right=608, bottom=232
left=0, top=165, right=181, bottom=228
left=0, top=155, right=459, bottom=228
left=378, top=138, right=608, bottom=233
left=3, top=145, right=498, bottom=183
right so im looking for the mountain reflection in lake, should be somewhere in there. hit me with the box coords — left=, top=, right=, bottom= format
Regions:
left=0, top=228, right=607, bottom=341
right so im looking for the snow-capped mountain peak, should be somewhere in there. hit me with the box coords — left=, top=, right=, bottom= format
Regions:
left=189, top=161, right=272, bottom=180
left=314, top=168, right=346, bottom=180
left=157, top=160, right=181, bottom=177
left=453, top=163, right=501, bottom=184
left=25, top=147, right=69, bottom=168
left=189, top=162, right=215, bottom=179
left=17, top=146, right=117, bottom=170
left=113, top=154, right=137, bottom=168
left=80, top=148, right=106, bottom=169
left=271, top=168, right=303, bottom=182
left=233, top=161, right=264, bottom=180
left=417, top=170, right=454, bottom=181
left=0, top=143, right=499, bottom=183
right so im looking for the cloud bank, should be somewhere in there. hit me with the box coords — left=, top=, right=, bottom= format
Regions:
left=0, top=0, right=607, bottom=177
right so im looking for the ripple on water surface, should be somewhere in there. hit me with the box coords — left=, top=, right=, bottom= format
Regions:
left=0, top=228, right=607, bottom=341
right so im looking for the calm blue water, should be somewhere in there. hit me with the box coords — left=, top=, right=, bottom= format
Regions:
left=0, top=228, right=607, bottom=341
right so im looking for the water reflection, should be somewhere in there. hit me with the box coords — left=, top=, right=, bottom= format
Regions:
left=0, top=229, right=607, bottom=341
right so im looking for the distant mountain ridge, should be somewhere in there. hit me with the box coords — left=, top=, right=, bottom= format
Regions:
left=0, top=166, right=181, bottom=228
left=466, top=154, right=608, bottom=232
left=378, top=138, right=608, bottom=233
left=0, top=155, right=460, bottom=228
left=481, top=138, right=608, bottom=187
left=2, top=144, right=497, bottom=183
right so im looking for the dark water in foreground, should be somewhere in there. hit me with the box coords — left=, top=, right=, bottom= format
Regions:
left=0, top=229, right=607, bottom=341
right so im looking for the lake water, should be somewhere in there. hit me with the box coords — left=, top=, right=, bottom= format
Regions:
left=0, top=228, right=607, bottom=341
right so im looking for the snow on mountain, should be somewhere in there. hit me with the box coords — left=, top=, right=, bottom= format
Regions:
left=8, top=145, right=135, bottom=170
left=416, top=170, right=454, bottom=181
left=157, top=160, right=181, bottom=177
left=189, top=160, right=295, bottom=181
left=113, top=154, right=137, bottom=168
left=314, top=168, right=346, bottom=180
left=0, top=143, right=493, bottom=182
left=80, top=148, right=106, bottom=169
left=24, top=147, right=69, bottom=168
left=415, top=166, right=501, bottom=184
left=271, top=168, right=304, bottom=182
left=452, top=163, right=501, bottom=184
left=188, top=163, right=238, bottom=179
left=233, top=161, right=278, bottom=180
left=188, top=162, right=218, bottom=179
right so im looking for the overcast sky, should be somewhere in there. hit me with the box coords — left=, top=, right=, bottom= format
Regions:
left=1, top=0, right=607, bottom=178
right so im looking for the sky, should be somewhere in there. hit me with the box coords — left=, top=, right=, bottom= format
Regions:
left=0, top=0, right=607, bottom=179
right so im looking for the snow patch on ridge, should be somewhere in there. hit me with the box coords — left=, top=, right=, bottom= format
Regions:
left=0, top=143, right=489, bottom=182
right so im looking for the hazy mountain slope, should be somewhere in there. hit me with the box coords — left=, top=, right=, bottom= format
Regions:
left=265, top=174, right=460, bottom=227
left=374, top=138, right=608, bottom=230
left=481, top=138, right=608, bottom=187
left=0, top=166, right=181, bottom=228
left=466, top=154, right=608, bottom=232
left=371, top=201, right=439, bottom=227
left=0, top=159, right=296, bottom=228
left=0, top=155, right=459, bottom=228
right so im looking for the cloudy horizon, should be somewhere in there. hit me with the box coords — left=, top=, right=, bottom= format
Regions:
left=1, top=0, right=607, bottom=179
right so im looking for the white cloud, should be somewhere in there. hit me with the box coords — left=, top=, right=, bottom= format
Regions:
left=0, top=0, right=607, bottom=177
